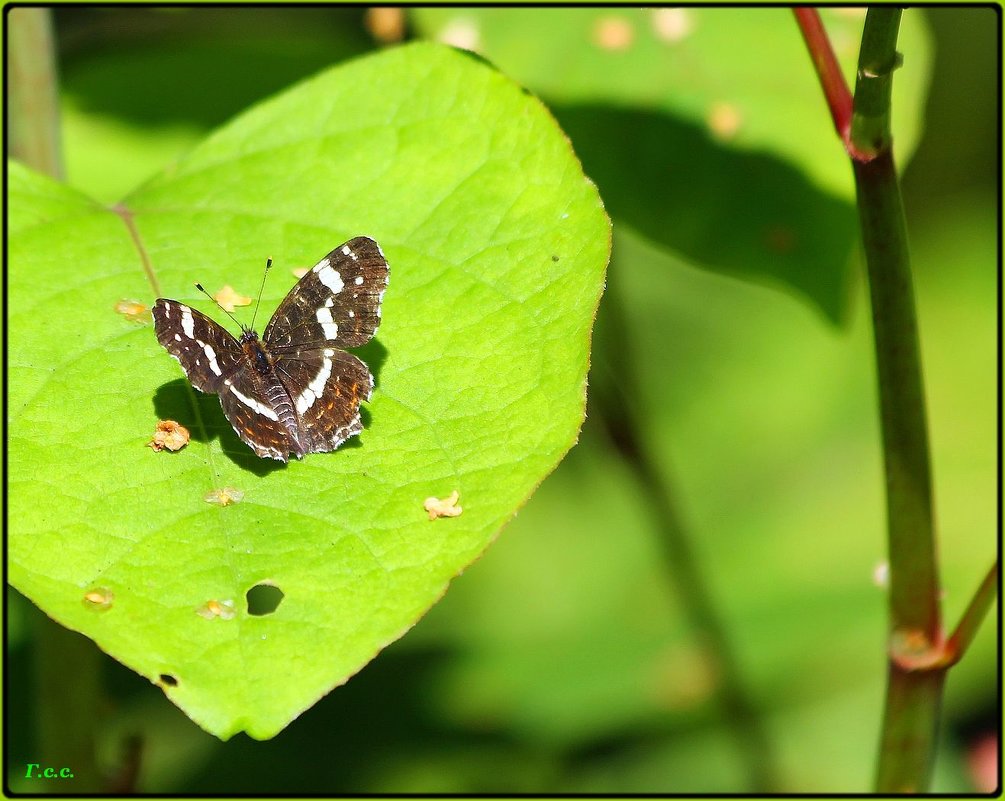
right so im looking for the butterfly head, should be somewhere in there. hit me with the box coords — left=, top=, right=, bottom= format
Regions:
left=193, top=256, right=273, bottom=338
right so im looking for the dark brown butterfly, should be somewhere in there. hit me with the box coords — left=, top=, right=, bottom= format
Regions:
left=152, top=237, right=389, bottom=461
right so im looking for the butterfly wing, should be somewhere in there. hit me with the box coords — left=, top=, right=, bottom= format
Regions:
left=152, top=300, right=245, bottom=392
left=263, top=237, right=389, bottom=453
left=217, top=371, right=302, bottom=462
left=272, top=348, right=374, bottom=454
left=263, top=236, right=389, bottom=351
left=153, top=299, right=301, bottom=461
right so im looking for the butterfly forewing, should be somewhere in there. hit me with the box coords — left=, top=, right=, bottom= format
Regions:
left=151, top=301, right=245, bottom=393
left=264, top=236, right=389, bottom=351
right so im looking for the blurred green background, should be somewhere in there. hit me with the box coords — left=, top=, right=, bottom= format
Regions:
left=7, top=7, right=997, bottom=793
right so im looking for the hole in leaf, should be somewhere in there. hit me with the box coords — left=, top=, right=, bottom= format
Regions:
left=246, top=583, right=284, bottom=616
left=158, top=674, right=178, bottom=687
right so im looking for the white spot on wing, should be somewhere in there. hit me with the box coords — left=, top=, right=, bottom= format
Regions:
left=354, top=275, right=364, bottom=286
left=313, top=260, right=344, bottom=293
left=224, top=380, right=279, bottom=421
left=174, top=333, right=182, bottom=341
left=341, top=244, right=358, bottom=261
left=296, top=388, right=316, bottom=413
left=181, top=307, right=195, bottom=339
left=296, top=354, right=334, bottom=414
left=202, top=342, right=222, bottom=376
left=316, top=306, right=339, bottom=339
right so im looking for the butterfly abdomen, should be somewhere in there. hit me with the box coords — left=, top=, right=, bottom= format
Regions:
left=236, top=336, right=306, bottom=454
left=260, top=372, right=309, bottom=458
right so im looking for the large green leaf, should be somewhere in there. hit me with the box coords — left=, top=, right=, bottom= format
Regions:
left=412, top=8, right=932, bottom=323
left=9, top=42, right=610, bottom=740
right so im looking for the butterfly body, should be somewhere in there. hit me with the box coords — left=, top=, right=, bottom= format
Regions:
left=152, top=237, right=389, bottom=462
left=242, top=332, right=274, bottom=374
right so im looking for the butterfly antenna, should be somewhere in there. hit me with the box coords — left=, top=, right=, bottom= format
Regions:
left=194, top=282, right=246, bottom=331
left=249, top=257, right=273, bottom=333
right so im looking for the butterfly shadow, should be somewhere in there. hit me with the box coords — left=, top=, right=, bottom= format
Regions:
left=356, top=336, right=389, bottom=383
left=345, top=336, right=390, bottom=444
left=152, top=379, right=287, bottom=476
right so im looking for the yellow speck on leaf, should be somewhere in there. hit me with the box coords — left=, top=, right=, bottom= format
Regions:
left=204, top=487, right=245, bottom=507
left=424, top=490, right=463, bottom=521
left=214, top=284, right=252, bottom=312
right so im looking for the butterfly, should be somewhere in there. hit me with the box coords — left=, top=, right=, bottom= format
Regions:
left=152, top=237, right=389, bottom=461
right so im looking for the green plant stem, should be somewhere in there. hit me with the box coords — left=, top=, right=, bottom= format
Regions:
left=851, top=8, right=903, bottom=159
left=849, top=9, right=943, bottom=792
left=7, top=7, right=64, bottom=179
left=875, top=668, right=945, bottom=793
left=940, top=560, right=998, bottom=668
left=855, top=149, right=939, bottom=640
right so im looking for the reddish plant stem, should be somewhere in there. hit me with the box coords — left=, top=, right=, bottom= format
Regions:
left=793, top=8, right=872, bottom=161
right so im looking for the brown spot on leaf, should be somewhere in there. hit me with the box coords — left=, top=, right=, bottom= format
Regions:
left=707, top=101, right=742, bottom=141
left=197, top=599, right=236, bottom=620
left=365, top=7, right=405, bottom=43
left=148, top=420, right=190, bottom=452
left=213, top=284, right=252, bottom=312
left=594, top=16, right=634, bottom=50
left=83, top=588, right=114, bottom=610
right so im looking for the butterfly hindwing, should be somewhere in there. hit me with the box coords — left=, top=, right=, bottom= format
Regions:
left=272, top=348, right=374, bottom=453
left=218, top=367, right=302, bottom=461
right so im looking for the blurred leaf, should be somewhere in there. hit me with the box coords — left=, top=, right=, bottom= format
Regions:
left=425, top=427, right=692, bottom=747
left=9, top=42, right=610, bottom=740
left=553, top=104, right=857, bottom=323
left=411, top=8, right=931, bottom=197
left=58, top=7, right=373, bottom=128
left=411, top=209, right=993, bottom=789
left=57, top=7, right=375, bottom=203
left=412, top=7, right=932, bottom=322
left=61, top=98, right=204, bottom=206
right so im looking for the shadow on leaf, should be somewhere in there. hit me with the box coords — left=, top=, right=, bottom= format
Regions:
left=152, top=379, right=286, bottom=474
left=553, top=103, right=858, bottom=325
